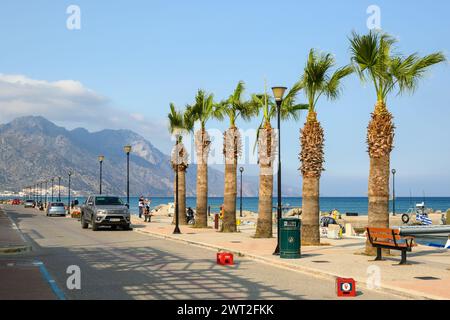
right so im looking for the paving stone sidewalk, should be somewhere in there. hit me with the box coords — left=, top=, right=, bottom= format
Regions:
left=131, top=215, right=450, bottom=300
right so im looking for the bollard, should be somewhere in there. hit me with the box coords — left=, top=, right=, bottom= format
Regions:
left=214, top=214, right=219, bottom=229
left=208, top=206, right=211, bottom=217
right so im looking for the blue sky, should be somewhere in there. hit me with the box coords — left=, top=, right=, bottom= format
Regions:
left=0, top=0, right=449, bottom=196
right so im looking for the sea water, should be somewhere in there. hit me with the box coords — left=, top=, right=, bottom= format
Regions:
left=21, top=196, right=450, bottom=216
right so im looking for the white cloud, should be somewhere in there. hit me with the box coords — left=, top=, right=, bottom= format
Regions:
left=0, top=74, right=171, bottom=151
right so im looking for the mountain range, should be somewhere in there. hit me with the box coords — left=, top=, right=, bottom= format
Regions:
left=0, top=116, right=298, bottom=197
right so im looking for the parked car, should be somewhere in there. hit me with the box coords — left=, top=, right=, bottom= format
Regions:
left=46, top=202, right=66, bottom=217
left=80, top=195, right=132, bottom=231
left=11, top=199, right=21, bottom=205
left=24, top=199, right=36, bottom=208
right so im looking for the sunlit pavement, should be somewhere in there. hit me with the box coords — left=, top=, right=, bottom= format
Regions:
left=0, top=205, right=403, bottom=300
left=130, top=214, right=450, bottom=300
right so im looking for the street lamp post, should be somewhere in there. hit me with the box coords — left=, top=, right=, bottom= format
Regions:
left=124, top=146, right=132, bottom=207
left=272, top=86, right=287, bottom=256
left=392, top=169, right=396, bottom=216
left=58, top=176, right=61, bottom=202
left=98, top=155, right=104, bottom=195
left=39, top=181, right=42, bottom=204
left=51, top=178, right=54, bottom=202
left=44, top=180, right=48, bottom=207
left=239, top=167, right=244, bottom=218
left=171, top=133, right=182, bottom=235
left=68, top=172, right=72, bottom=214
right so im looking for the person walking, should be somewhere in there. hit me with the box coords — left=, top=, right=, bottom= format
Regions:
left=144, top=198, right=152, bottom=222
left=138, top=196, right=144, bottom=218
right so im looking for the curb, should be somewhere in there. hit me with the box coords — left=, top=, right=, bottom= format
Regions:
left=0, top=210, right=33, bottom=255
left=133, top=227, right=441, bottom=300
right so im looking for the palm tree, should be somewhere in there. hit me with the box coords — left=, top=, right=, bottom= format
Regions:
left=299, top=49, right=353, bottom=245
left=185, top=90, right=222, bottom=228
left=168, top=103, right=193, bottom=225
left=251, top=83, right=307, bottom=238
left=349, top=31, right=445, bottom=254
left=217, top=81, right=255, bottom=232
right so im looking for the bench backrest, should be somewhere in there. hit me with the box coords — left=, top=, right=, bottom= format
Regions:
left=366, top=227, right=401, bottom=246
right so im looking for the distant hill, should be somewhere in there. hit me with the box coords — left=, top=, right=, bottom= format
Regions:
left=0, top=116, right=290, bottom=196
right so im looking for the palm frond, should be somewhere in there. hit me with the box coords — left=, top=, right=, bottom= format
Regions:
left=350, top=30, right=446, bottom=102
left=325, top=65, right=354, bottom=100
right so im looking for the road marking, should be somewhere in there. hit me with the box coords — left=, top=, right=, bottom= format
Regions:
left=33, top=261, right=67, bottom=300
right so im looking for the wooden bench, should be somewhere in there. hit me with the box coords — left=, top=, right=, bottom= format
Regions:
left=366, top=227, right=416, bottom=265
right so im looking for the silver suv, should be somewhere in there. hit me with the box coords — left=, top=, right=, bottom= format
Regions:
left=80, top=195, right=132, bottom=231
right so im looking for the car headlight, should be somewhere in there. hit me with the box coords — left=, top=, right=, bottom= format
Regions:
left=96, top=210, right=107, bottom=215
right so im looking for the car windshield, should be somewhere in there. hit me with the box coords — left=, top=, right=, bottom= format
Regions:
left=26, top=200, right=34, bottom=203
left=51, top=203, right=64, bottom=207
left=95, top=197, right=123, bottom=206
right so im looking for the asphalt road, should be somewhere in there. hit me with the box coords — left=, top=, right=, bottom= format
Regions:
left=1, top=205, right=403, bottom=300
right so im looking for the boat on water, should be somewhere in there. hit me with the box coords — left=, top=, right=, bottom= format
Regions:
left=394, top=201, right=449, bottom=248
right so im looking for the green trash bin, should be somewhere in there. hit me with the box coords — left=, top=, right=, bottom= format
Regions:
left=279, top=217, right=301, bottom=259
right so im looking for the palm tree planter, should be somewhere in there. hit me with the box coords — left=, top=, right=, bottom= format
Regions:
left=299, top=49, right=353, bottom=246
left=349, top=31, right=445, bottom=254
left=251, top=85, right=306, bottom=238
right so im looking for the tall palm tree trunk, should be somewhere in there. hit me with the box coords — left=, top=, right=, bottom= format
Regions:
left=223, top=163, right=237, bottom=232
left=255, top=165, right=273, bottom=237
left=222, top=126, right=240, bottom=232
left=178, top=166, right=188, bottom=225
left=172, top=165, right=188, bottom=225
left=300, top=111, right=324, bottom=246
left=196, top=162, right=208, bottom=227
left=302, top=176, right=320, bottom=245
left=255, top=125, right=275, bottom=238
left=366, top=102, right=394, bottom=254
left=195, top=129, right=210, bottom=228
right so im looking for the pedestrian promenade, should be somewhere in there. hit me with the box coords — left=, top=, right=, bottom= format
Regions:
left=131, top=215, right=450, bottom=300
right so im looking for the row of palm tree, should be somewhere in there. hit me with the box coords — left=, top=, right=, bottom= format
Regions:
left=167, top=30, right=446, bottom=252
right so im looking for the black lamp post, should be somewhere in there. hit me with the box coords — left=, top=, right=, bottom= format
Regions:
left=172, top=133, right=182, bottom=234
left=39, top=181, right=42, bottom=204
left=124, top=146, right=132, bottom=207
left=239, top=167, right=244, bottom=218
left=272, top=86, right=287, bottom=256
left=98, top=155, right=104, bottom=195
left=392, top=169, right=396, bottom=216
left=68, top=172, right=72, bottom=213
left=58, top=176, right=61, bottom=202
left=51, top=178, right=54, bottom=202
left=44, top=180, right=48, bottom=207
